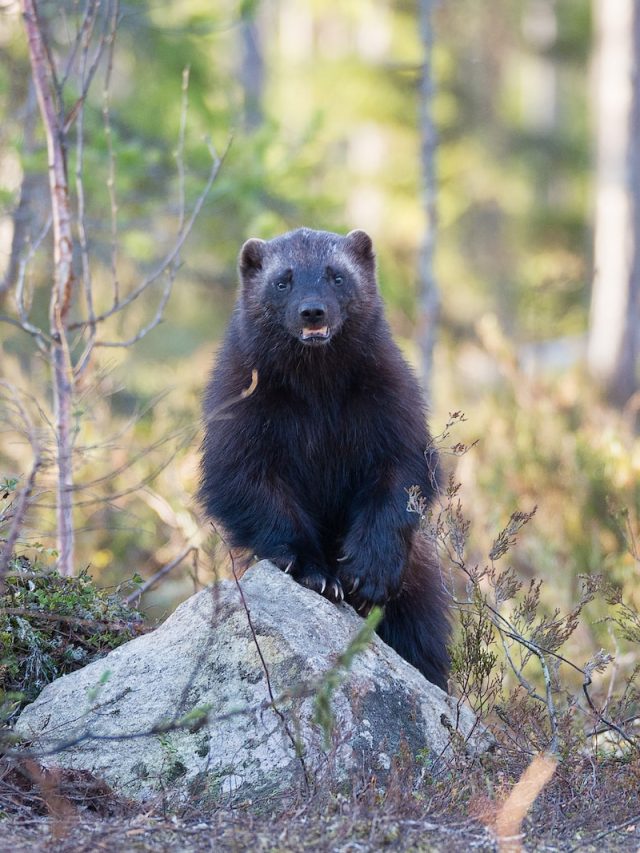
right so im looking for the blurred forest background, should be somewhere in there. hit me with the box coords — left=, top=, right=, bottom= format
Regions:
left=0, top=0, right=639, bottom=689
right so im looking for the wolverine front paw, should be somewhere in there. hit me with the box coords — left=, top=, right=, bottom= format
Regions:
left=297, top=569, right=344, bottom=603
left=338, top=567, right=386, bottom=615
left=271, top=556, right=344, bottom=604
left=336, top=550, right=403, bottom=616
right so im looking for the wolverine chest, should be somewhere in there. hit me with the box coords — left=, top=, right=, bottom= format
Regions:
left=250, top=396, right=378, bottom=506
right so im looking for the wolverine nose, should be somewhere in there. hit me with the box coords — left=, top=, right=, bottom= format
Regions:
left=299, top=300, right=327, bottom=323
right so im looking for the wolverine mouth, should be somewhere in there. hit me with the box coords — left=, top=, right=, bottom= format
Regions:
left=300, top=326, right=330, bottom=344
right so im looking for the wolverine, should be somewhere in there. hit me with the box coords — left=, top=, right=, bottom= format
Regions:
left=199, top=228, right=450, bottom=689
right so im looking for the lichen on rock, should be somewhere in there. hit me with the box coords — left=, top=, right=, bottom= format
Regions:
left=15, top=561, right=488, bottom=806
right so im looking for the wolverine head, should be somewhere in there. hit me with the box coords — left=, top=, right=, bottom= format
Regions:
left=238, top=228, right=378, bottom=346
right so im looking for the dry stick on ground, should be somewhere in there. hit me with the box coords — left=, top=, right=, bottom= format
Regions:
left=22, top=758, right=77, bottom=838
left=567, top=812, right=640, bottom=852
left=493, top=752, right=558, bottom=853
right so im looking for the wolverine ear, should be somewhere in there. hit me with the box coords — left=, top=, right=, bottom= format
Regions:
left=346, top=229, right=374, bottom=264
left=239, top=238, right=266, bottom=278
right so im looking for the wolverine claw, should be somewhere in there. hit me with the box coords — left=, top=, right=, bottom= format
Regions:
left=328, top=580, right=344, bottom=602
left=349, top=578, right=360, bottom=594
left=320, top=578, right=327, bottom=595
left=337, top=553, right=350, bottom=562
left=356, top=599, right=373, bottom=617
left=272, top=557, right=296, bottom=575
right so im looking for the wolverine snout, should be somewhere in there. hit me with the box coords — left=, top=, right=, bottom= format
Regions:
left=299, top=299, right=327, bottom=325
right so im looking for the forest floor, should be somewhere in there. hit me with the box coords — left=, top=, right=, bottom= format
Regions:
left=2, top=806, right=639, bottom=852
left=2, top=766, right=639, bottom=852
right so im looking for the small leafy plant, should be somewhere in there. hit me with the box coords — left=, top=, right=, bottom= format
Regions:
left=1, top=556, right=145, bottom=727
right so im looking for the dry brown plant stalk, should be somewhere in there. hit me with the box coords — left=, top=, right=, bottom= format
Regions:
left=493, top=752, right=557, bottom=852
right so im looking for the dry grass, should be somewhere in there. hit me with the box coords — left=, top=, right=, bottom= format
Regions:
left=1, top=742, right=640, bottom=852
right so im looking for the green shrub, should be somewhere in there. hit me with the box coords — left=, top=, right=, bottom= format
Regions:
left=1, top=557, right=145, bottom=726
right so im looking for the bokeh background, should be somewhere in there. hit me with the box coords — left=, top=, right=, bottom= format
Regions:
left=0, top=1, right=638, bottom=681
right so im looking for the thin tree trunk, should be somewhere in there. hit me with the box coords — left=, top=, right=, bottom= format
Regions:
left=588, top=0, right=640, bottom=406
left=417, top=0, right=440, bottom=398
left=0, top=85, right=42, bottom=303
left=239, top=4, right=264, bottom=132
left=620, top=3, right=640, bottom=402
left=22, top=0, right=76, bottom=575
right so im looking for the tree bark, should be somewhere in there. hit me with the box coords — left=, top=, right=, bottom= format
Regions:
left=239, top=4, right=264, bottom=132
left=588, top=0, right=640, bottom=406
left=0, top=85, right=43, bottom=303
left=22, top=0, right=76, bottom=575
left=417, top=0, right=440, bottom=399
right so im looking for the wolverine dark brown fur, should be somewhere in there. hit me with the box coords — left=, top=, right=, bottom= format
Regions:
left=199, top=228, right=450, bottom=689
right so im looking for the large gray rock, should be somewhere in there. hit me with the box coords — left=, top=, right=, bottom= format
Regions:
left=16, top=561, right=486, bottom=805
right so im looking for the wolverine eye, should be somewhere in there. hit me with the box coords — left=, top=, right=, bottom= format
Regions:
left=273, top=269, right=292, bottom=292
left=326, top=266, right=344, bottom=286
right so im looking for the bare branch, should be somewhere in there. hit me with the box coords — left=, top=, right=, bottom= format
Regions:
left=0, top=83, right=40, bottom=301
left=0, top=313, right=45, bottom=342
left=70, top=425, right=195, bottom=493
left=69, top=138, right=229, bottom=333
left=69, top=431, right=194, bottom=509
left=103, top=0, right=121, bottom=310
left=0, top=384, right=43, bottom=590
left=58, top=0, right=96, bottom=91
left=124, top=545, right=197, bottom=606
left=229, top=547, right=310, bottom=789
left=11, top=3, right=227, bottom=581
left=73, top=5, right=97, bottom=364
left=93, top=268, right=178, bottom=349
left=176, top=66, right=190, bottom=234
left=65, top=3, right=113, bottom=131
left=582, top=675, right=637, bottom=751
left=4, top=213, right=53, bottom=349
